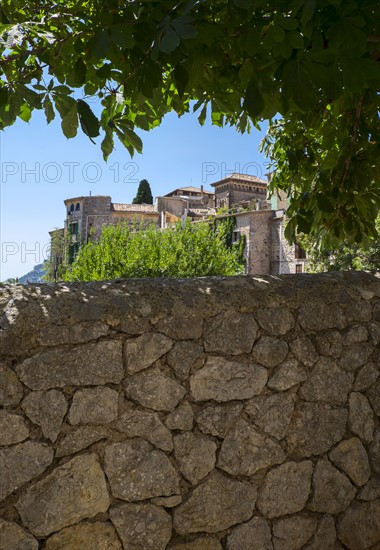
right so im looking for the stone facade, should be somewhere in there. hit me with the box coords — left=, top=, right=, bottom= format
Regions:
left=51, top=174, right=307, bottom=275
left=0, top=272, right=379, bottom=548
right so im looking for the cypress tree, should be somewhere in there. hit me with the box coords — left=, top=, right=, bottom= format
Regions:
left=132, top=179, right=153, bottom=204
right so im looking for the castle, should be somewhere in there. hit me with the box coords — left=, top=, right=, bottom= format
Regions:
left=50, top=173, right=307, bottom=275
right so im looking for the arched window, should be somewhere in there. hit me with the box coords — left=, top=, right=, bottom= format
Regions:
left=70, top=203, right=74, bottom=212
left=75, top=202, right=80, bottom=211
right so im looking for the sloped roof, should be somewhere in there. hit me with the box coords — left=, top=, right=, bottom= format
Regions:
left=164, top=186, right=214, bottom=196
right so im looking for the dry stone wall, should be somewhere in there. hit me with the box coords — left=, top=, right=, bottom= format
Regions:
left=0, top=272, right=379, bottom=549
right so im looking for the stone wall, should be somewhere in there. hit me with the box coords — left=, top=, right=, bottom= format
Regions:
left=0, top=273, right=379, bottom=550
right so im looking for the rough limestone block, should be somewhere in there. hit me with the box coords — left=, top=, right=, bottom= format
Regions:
left=349, top=391, right=375, bottom=444
left=204, top=311, right=258, bottom=354
left=268, top=359, right=307, bottom=391
left=110, top=503, right=172, bottom=550
left=252, top=336, right=288, bottom=368
left=289, top=335, right=318, bottom=367
left=286, top=402, right=347, bottom=457
left=169, top=536, right=222, bottom=550
left=173, top=471, right=257, bottom=534
left=21, top=389, right=67, bottom=442
left=155, top=314, right=203, bottom=340
left=272, top=516, right=318, bottom=550
left=226, top=516, right=273, bottom=550
left=104, top=439, right=180, bottom=501
left=124, top=368, right=185, bottom=411
left=307, top=459, right=357, bottom=513
left=257, top=461, right=313, bottom=518
left=329, top=437, right=371, bottom=486
left=56, top=425, right=108, bottom=457
left=0, top=441, right=53, bottom=501
left=15, top=454, right=110, bottom=537
left=0, top=410, right=29, bottom=445
left=45, top=522, right=121, bottom=549
left=337, top=499, right=380, bottom=549
left=15, top=340, right=123, bottom=389
left=299, top=358, right=354, bottom=405
left=165, top=401, right=194, bottom=431
left=190, top=357, right=267, bottom=402
left=245, top=393, right=294, bottom=440
left=0, top=363, right=23, bottom=406
left=218, top=418, right=285, bottom=476
left=173, top=432, right=217, bottom=484
left=0, top=519, right=38, bottom=550
left=255, top=306, right=295, bottom=336
left=123, top=332, right=173, bottom=373
left=68, top=386, right=118, bottom=425
left=117, top=409, right=173, bottom=451
left=195, top=402, right=243, bottom=438
left=166, top=341, right=203, bottom=381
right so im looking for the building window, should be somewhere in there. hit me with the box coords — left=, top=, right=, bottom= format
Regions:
left=75, top=202, right=80, bottom=211
left=70, top=203, right=74, bottom=213
left=295, top=244, right=307, bottom=259
left=232, top=229, right=241, bottom=243
left=296, top=264, right=303, bottom=273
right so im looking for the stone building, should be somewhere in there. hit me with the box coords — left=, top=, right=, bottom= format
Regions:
left=51, top=174, right=307, bottom=274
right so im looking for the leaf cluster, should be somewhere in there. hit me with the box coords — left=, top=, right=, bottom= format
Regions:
left=64, top=219, right=245, bottom=281
left=1, top=0, right=379, bottom=246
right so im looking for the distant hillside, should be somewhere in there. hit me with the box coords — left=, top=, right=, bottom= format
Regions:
left=18, top=263, right=46, bottom=284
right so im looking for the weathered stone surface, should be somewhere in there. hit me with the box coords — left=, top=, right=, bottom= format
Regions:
left=124, top=369, right=186, bottom=411
left=155, top=314, right=203, bottom=340
left=252, top=337, right=288, bottom=368
left=204, top=311, right=258, bottom=354
left=304, top=515, right=337, bottom=550
left=359, top=477, right=380, bottom=501
left=298, top=302, right=345, bottom=332
left=226, top=517, right=273, bottom=550
left=174, top=432, right=217, bottom=484
left=110, top=503, right=172, bottom=550
left=56, top=425, right=108, bottom=457
left=289, top=335, right=318, bottom=367
left=0, top=363, right=23, bottom=406
left=329, top=437, right=371, bottom=486
left=340, top=342, right=374, bottom=371
left=286, top=402, right=347, bottom=457
left=315, top=330, right=343, bottom=358
left=354, top=362, right=379, bottom=391
left=21, top=389, right=67, bottom=442
left=308, top=459, right=356, bottom=513
left=0, top=410, right=29, bottom=445
left=170, top=536, right=222, bottom=550
left=173, top=471, right=256, bottom=534
left=195, top=402, right=243, bottom=438
left=190, top=357, right=267, bottom=402
left=165, top=401, right=194, bottom=431
left=38, top=321, right=109, bottom=346
left=117, top=409, right=173, bottom=451
left=257, top=461, right=313, bottom=518
left=268, top=359, right=307, bottom=391
left=343, top=324, right=368, bottom=345
left=246, top=393, right=294, bottom=440
left=368, top=321, right=380, bottom=346
left=366, top=378, right=380, bottom=416
left=151, top=495, right=182, bottom=507
left=16, top=454, right=110, bottom=536
left=344, top=299, right=372, bottom=322
left=255, top=307, right=294, bottom=336
left=166, top=341, right=203, bottom=381
left=272, top=516, right=318, bottom=550
left=0, top=519, right=38, bottom=550
left=68, top=386, right=118, bottom=425
left=0, top=441, right=53, bottom=501
left=299, top=358, right=353, bottom=405
left=45, top=522, right=121, bottom=549
left=337, top=499, right=380, bottom=549
left=124, top=333, right=173, bottom=374
left=104, top=439, right=180, bottom=501
left=15, top=340, right=123, bottom=389
left=349, top=391, right=375, bottom=443
left=218, top=418, right=285, bottom=476
left=369, top=428, right=380, bottom=474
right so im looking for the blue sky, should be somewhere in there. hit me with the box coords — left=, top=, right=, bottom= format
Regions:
left=0, top=108, right=269, bottom=281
